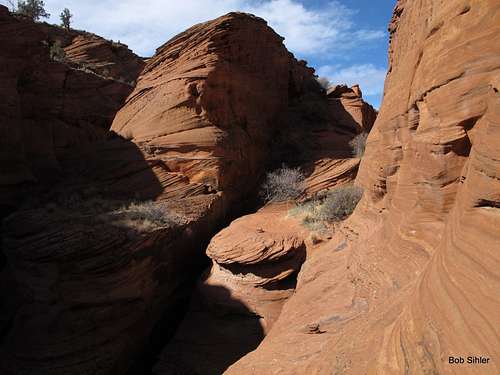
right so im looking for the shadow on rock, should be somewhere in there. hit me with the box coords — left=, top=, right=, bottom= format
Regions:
left=154, top=283, right=265, bottom=375
left=0, top=134, right=223, bottom=375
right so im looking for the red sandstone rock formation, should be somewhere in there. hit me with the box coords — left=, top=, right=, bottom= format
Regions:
left=63, top=34, right=145, bottom=83
left=111, top=13, right=317, bottom=203
left=0, top=6, right=378, bottom=375
left=327, top=84, right=377, bottom=133
left=227, top=1, right=500, bottom=374
left=0, top=5, right=143, bottom=216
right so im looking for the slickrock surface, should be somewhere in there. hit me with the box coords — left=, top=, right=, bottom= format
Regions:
left=0, top=5, right=377, bottom=374
left=141, top=14, right=377, bottom=374
left=284, top=85, right=377, bottom=196
left=227, top=1, right=500, bottom=374
left=155, top=205, right=308, bottom=374
left=0, top=134, right=227, bottom=375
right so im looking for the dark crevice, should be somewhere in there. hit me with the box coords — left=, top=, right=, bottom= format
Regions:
left=126, top=193, right=263, bottom=375
left=444, top=135, right=472, bottom=157
left=475, top=199, right=500, bottom=209
left=460, top=115, right=481, bottom=132
left=459, top=5, right=471, bottom=15
left=427, top=21, right=444, bottom=38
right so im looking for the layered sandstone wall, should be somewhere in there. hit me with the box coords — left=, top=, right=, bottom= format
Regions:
left=227, top=1, right=500, bottom=374
left=327, top=84, right=377, bottom=134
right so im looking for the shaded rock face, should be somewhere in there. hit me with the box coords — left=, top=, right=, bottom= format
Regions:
left=130, top=14, right=378, bottom=375
left=227, top=1, right=500, bottom=374
left=0, top=6, right=143, bottom=217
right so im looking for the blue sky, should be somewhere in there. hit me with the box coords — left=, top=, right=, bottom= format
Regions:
left=1, top=0, right=395, bottom=107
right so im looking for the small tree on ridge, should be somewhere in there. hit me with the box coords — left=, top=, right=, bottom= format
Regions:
left=60, top=8, right=72, bottom=30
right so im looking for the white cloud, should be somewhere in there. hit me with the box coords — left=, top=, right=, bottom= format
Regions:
left=246, top=0, right=354, bottom=56
left=317, top=63, right=387, bottom=96
left=0, top=0, right=385, bottom=58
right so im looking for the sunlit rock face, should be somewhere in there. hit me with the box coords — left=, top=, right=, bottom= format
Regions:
left=226, top=1, right=500, bottom=374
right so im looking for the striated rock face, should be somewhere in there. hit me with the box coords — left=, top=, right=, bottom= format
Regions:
left=196, top=204, right=306, bottom=325
left=111, top=12, right=316, bottom=202
left=227, top=1, right=500, bottom=374
left=63, top=34, right=145, bottom=83
left=144, top=14, right=378, bottom=375
left=0, top=6, right=143, bottom=217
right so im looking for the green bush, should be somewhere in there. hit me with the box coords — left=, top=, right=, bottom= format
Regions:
left=60, top=8, right=73, bottom=30
left=260, top=166, right=305, bottom=202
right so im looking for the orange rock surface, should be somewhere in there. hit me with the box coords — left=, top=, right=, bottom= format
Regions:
left=0, top=4, right=387, bottom=374
left=226, top=1, right=500, bottom=374
left=63, top=34, right=145, bottom=83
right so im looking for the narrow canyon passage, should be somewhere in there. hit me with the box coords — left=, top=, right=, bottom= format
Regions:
left=1, top=1, right=498, bottom=374
left=153, top=203, right=309, bottom=374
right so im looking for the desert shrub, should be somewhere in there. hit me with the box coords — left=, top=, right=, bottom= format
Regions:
left=60, top=8, right=73, bottom=30
left=16, top=0, right=49, bottom=20
left=349, top=132, right=368, bottom=158
left=50, top=40, right=66, bottom=61
left=316, top=76, right=331, bottom=90
left=41, top=196, right=182, bottom=233
left=289, top=185, right=363, bottom=230
left=289, top=199, right=326, bottom=231
left=121, top=201, right=179, bottom=227
left=260, top=166, right=305, bottom=202
left=319, top=185, right=363, bottom=222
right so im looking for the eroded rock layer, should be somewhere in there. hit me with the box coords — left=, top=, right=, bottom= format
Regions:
left=227, top=1, right=500, bottom=374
